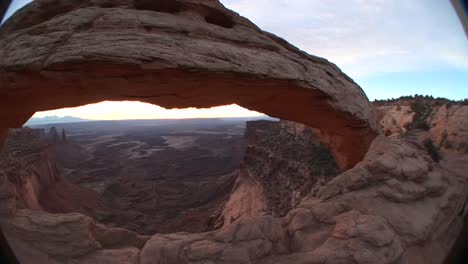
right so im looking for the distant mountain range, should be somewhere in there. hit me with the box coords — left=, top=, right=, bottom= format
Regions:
left=24, top=115, right=276, bottom=126
left=25, top=116, right=89, bottom=126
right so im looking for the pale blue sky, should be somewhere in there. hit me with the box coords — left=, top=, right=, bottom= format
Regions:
left=221, top=0, right=467, bottom=100
left=2, top=0, right=467, bottom=120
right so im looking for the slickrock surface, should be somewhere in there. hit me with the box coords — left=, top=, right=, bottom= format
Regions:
left=0, top=0, right=377, bottom=170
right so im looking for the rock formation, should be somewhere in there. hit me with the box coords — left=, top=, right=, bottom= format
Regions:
left=48, top=126, right=59, bottom=143
left=0, top=128, right=110, bottom=217
left=46, top=126, right=70, bottom=144
left=0, top=0, right=378, bottom=170
left=1, top=98, right=467, bottom=263
left=0, top=0, right=466, bottom=263
left=61, top=129, right=67, bottom=142
left=133, top=131, right=468, bottom=264
left=376, top=97, right=468, bottom=153
left=3, top=128, right=466, bottom=264
left=221, top=120, right=340, bottom=225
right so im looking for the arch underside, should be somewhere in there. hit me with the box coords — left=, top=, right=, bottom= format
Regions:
left=0, top=0, right=378, bottom=170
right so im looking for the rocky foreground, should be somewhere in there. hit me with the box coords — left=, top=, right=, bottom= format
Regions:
left=0, top=97, right=467, bottom=264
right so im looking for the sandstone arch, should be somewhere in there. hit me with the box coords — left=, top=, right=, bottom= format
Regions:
left=0, top=0, right=378, bottom=170
left=1, top=2, right=468, bottom=264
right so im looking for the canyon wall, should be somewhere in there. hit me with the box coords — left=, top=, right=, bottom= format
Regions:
left=0, top=127, right=239, bottom=235
left=1, top=99, right=466, bottom=263
left=0, top=128, right=150, bottom=263
left=0, top=128, right=109, bottom=217
left=3, top=130, right=466, bottom=264
left=137, top=114, right=468, bottom=264
left=221, top=120, right=340, bottom=225
left=376, top=98, right=468, bottom=153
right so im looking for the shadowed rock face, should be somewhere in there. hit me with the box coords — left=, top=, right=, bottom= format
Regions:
left=221, top=120, right=340, bottom=225
left=0, top=0, right=377, bottom=170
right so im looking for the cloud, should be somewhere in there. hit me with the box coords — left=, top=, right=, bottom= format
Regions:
left=222, top=0, right=468, bottom=78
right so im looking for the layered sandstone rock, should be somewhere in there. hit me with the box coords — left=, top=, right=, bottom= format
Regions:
left=0, top=0, right=377, bottom=170
left=376, top=98, right=468, bottom=153
left=428, top=105, right=468, bottom=152
left=0, top=128, right=118, bottom=220
left=377, top=105, right=415, bottom=136
left=140, top=135, right=467, bottom=264
left=0, top=123, right=245, bottom=235
left=2, top=209, right=148, bottom=264
left=221, top=120, right=340, bottom=225
left=0, top=129, right=149, bottom=264
left=2, top=114, right=467, bottom=263
left=0, top=1, right=466, bottom=263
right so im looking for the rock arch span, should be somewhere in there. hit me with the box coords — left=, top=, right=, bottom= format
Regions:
left=0, top=0, right=378, bottom=170
left=2, top=2, right=467, bottom=264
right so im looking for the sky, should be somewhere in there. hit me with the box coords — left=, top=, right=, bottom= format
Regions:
left=32, top=102, right=264, bottom=120
left=2, top=0, right=467, bottom=120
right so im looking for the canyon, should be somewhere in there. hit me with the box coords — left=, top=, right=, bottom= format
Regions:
left=0, top=0, right=467, bottom=264
left=8, top=118, right=250, bottom=235
left=0, top=97, right=467, bottom=264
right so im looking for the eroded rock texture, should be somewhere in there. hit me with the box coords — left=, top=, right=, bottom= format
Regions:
left=0, top=0, right=377, bottom=170
left=1, top=99, right=467, bottom=264
left=2, top=131, right=466, bottom=264
left=0, top=128, right=110, bottom=217
left=376, top=98, right=468, bottom=150
left=221, top=120, right=340, bottom=225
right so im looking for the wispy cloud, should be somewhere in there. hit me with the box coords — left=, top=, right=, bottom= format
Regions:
left=222, top=0, right=468, bottom=78
left=3, top=0, right=467, bottom=101
left=4, top=0, right=467, bottom=78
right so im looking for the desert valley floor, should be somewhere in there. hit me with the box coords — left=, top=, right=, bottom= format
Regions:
left=30, top=118, right=263, bottom=234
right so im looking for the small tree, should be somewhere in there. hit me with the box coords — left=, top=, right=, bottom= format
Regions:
left=423, top=139, right=441, bottom=162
